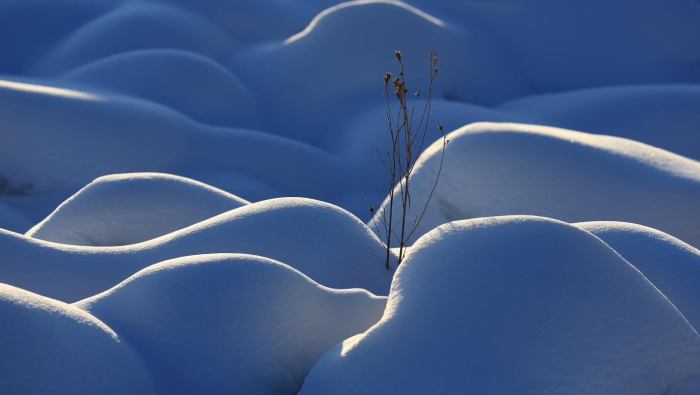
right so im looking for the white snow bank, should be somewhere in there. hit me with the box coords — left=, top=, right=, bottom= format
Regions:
left=231, top=0, right=526, bottom=145
left=77, top=253, right=386, bottom=395
left=0, top=74, right=343, bottom=207
left=577, top=221, right=700, bottom=332
left=61, top=49, right=261, bottom=129
left=27, top=173, right=249, bottom=246
left=300, top=216, right=700, bottom=394
left=373, top=122, right=700, bottom=248
left=499, top=84, right=700, bottom=160
left=0, top=283, right=156, bottom=394
left=1, top=198, right=394, bottom=302
left=337, top=99, right=534, bottom=215
left=340, top=85, right=700, bottom=217
left=2, top=0, right=700, bottom=224
left=0, top=75, right=191, bottom=194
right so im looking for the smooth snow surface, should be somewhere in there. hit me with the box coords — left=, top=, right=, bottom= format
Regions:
left=77, top=254, right=386, bottom=395
left=0, top=0, right=699, bottom=222
left=0, top=255, right=385, bottom=395
left=2, top=0, right=700, bottom=393
left=300, top=216, right=700, bottom=395
left=0, top=202, right=32, bottom=234
left=0, top=283, right=156, bottom=395
left=372, top=122, right=700, bottom=248
left=577, top=221, right=700, bottom=331
left=1, top=198, right=394, bottom=302
left=60, top=49, right=262, bottom=129
left=27, top=173, right=249, bottom=246
left=498, top=85, right=700, bottom=160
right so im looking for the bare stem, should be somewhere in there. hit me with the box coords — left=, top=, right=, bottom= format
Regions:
left=372, top=50, right=443, bottom=269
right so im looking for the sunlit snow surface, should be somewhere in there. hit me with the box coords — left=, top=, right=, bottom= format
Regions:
left=1, top=0, right=700, bottom=393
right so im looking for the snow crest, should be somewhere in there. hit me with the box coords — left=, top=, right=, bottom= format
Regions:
left=0, top=283, right=157, bottom=394
left=301, top=216, right=700, bottom=394
left=1, top=0, right=700, bottom=393
left=76, top=254, right=386, bottom=395
left=1, top=197, right=394, bottom=302
left=372, top=122, right=700, bottom=249
left=27, top=173, right=249, bottom=246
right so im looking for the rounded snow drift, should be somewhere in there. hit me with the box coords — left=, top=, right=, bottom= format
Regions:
left=372, top=122, right=700, bottom=248
left=61, top=49, right=261, bottom=128
left=77, top=253, right=387, bottom=395
left=27, top=173, right=249, bottom=246
left=1, top=197, right=394, bottom=302
left=0, top=283, right=156, bottom=394
left=577, top=221, right=700, bottom=331
left=300, top=216, right=700, bottom=394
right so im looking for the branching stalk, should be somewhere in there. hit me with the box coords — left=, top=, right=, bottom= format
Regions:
left=368, top=50, right=447, bottom=270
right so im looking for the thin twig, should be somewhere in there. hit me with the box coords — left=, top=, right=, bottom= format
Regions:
left=371, top=50, right=443, bottom=269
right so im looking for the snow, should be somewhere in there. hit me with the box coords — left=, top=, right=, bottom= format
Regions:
left=76, top=253, right=386, bottom=395
left=1, top=0, right=700, bottom=392
left=32, top=3, right=235, bottom=76
left=372, top=122, right=700, bottom=249
left=61, top=49, right=262, bottom=129
left=0, top=283, right=156, bottom=394
left=0, top=254, right=385, bottom=394
left=0, top=202, right=32, bottom=234
left=1, top=0, right=699, bottom=223
left=1, top=198, right=394, bottom=302
left=576, top=221, right=700, bottom=331
left=0, top=73, right=344, bottom=209
left=498, top=85, right=700, bottom=160
left=300, top=216, right=700, bottom=394
left=27, top=173, right=249, bottom=246
left=409, top=0, right=700, bottom=91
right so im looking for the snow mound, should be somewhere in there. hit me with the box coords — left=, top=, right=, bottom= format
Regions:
left=136, top=0, right=327, bottom=42
left=0, top=75, right=192, bottom=194
left=0, top=283, right=156, bottom=394
left=1, top=198, right=393, bottom=302
left=373, top=122, right=700, bottom=248
left=300, top=216, right=700, bottom=394
left=577, top=221, right=700, bottom=331
left=1, top=0, right=700, bottom=224
left=27, top=173, right=249, bottom=246
left=232, top=0, right=526, bottom=144
left=77, top=253, right=387, bottom=395
left=0, top=73, right=343, bottom=207
left=499, top=84, right=700, bottom=160
left=33, top=4, right=234, bottom=76
left=61, top=49, right=261, bottom=129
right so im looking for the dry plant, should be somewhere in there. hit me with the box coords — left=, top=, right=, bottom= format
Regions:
left=365, top=50, right=448, bottom=270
